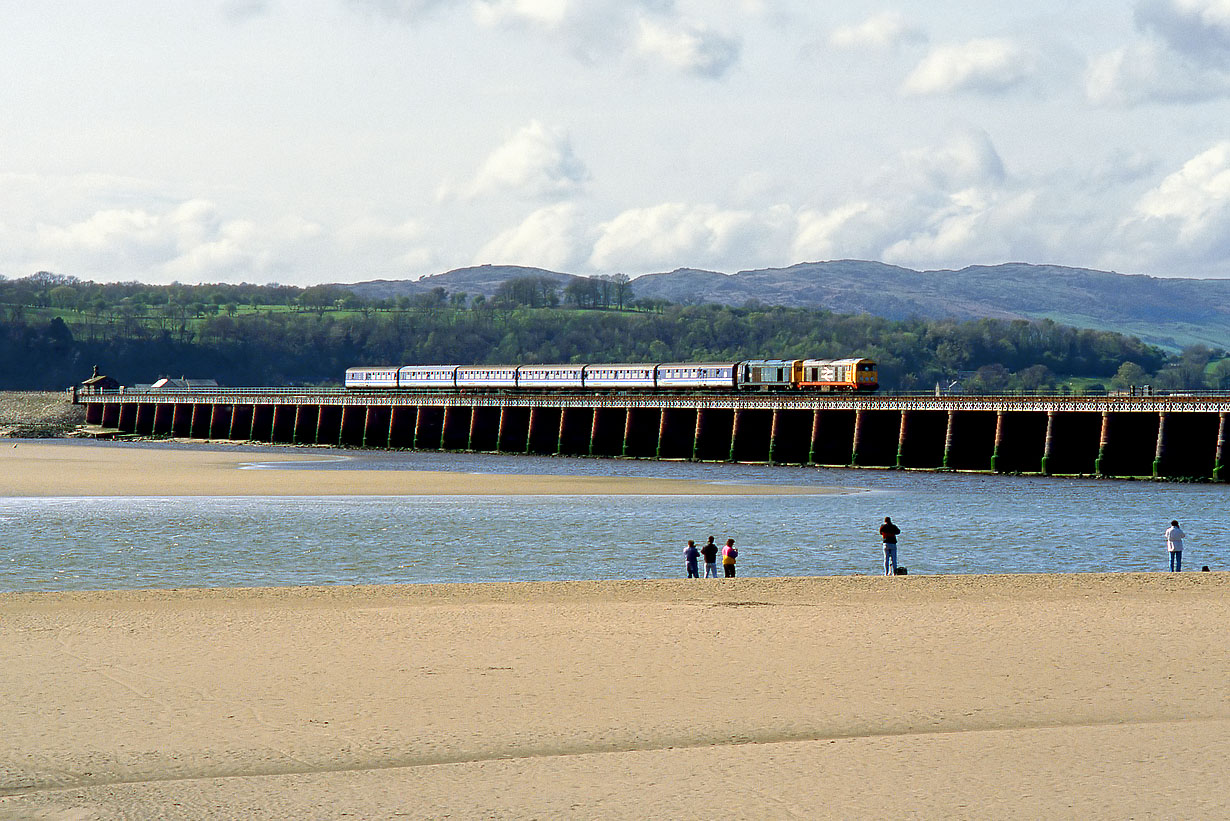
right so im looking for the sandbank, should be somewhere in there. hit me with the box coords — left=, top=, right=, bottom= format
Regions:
left=2, top=573, right=1228, bottom=818
left=0, top=441, right=829, bottom=498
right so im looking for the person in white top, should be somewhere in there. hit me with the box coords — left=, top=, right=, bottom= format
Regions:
left=1165, top=520, right=1185, bottom=572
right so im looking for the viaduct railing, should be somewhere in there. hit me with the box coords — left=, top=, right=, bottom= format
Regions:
left=73, top=388, right=1230, bottom=481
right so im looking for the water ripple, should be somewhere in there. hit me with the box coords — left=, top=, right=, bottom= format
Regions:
left=1, top=451, right=1226, bottom=590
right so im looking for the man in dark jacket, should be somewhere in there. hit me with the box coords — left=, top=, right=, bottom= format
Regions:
left=701, top=536, right=719, bottom=578
left=880, top=517, right=900, bottom=576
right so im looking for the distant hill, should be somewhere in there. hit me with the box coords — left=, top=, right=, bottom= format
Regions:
left=335, top=261, right=1230, bottom=352
left=342, top=265, right=578, bottom=301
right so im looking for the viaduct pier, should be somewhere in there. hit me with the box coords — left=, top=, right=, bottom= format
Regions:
left=73, top=389, right=1230, bottom=481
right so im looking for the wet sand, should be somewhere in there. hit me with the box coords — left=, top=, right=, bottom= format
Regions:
left=2, top=574, right=1228, bottom=819
left=0, top=441, right=826, bottom=497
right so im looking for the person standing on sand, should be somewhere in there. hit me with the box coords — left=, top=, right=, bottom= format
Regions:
left=684, top=540, right=700, bottom=578
left=701, top=536, right=719, bottom=578
left=1165, top=520, right=1185, bottom=572
left=880, top=516, right=900, bottom=576
left=722, top=538, right=738, bottom=578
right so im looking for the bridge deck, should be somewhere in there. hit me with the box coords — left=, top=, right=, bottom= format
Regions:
left=74, top=388, right=1230, bottom=413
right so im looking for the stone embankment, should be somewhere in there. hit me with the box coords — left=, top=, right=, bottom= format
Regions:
left=0, top=391, right=86, bottom=438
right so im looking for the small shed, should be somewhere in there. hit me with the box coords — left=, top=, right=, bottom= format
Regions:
left=80, top=365, right=120, bottom=392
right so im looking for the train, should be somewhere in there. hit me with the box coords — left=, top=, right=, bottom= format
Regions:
left=345, top=358, right=878, bottom=392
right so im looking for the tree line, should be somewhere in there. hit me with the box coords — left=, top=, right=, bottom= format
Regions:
left=1, top=271, right=1222, bottom=392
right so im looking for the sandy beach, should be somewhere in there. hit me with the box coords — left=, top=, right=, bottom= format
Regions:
left=0, top=441, right=828, bottom=498
left=3, top=441, right=1228, bottom=818
left=2, top=575, right=1228, bottom=819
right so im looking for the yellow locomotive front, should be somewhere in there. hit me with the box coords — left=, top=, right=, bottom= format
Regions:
left=798, top=358, right=878, bottom=391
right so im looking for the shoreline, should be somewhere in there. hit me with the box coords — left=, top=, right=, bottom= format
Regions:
left=0, top=440, right=839, bottom=498
left=4, top=568, right=1225, bottom=603
left=3, top=573, right=1227, bottom=818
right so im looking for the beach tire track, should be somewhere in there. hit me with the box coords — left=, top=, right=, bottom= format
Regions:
left=2, top=713, right=1224, bottom=798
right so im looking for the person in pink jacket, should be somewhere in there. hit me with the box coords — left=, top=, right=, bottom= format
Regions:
left=721, top=539, right=738, bottom=578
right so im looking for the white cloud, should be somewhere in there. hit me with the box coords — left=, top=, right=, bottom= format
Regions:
left=589, top=202, right=792, bottom=272
left=1086, top=37, right=1230, bottom=105
left=903, top=38, right=1033, bottom=95
left=471, top=0, right=741, bottom=77
left=337, top=216, right=424, bottom=248
left=472, top=0, right=570, bottom=28
left=634, top=18, right=740, bottom=78
left=829, top=12, right=925, bottom=50
left=220, top=0, right=272, bottom=22
left=474, top=202, right=587, bottom=270
left=29, top=200, right=329, bottom=282
left=465, top=121, right=588, bottom=200
left=1126, top=141, right=1230, bottom=250
left=793, top=202, right=879, bottom=261
left=1086, top=1, right=1230, bottom=105
left=163, top=220, right=261, bottom=280
left=475, top=132, right=1097, bottom=277
left=1136, top=0, right=1230, bottom=65
left=881, top=189, right=1041, bottom=268
left=793, top=132, right=1035, bottom=270
left=335, top=217, right=437, bottom=270
left=897, top=129, right=1006, bottom=193
left=36, top=208, right=174, bottom=266
left=0, top=172, right=442, bottom=284
left=347, top=0, right=459, bottom=23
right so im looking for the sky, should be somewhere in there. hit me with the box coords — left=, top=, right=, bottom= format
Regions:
left=3, top=0, right=1230, bottom=286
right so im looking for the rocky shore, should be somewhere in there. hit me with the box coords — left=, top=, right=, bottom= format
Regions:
left=0, top=391, right=85, bottom=438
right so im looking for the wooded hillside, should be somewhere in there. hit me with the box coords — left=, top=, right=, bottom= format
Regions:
left=2, top=271, right=1212, bottom=393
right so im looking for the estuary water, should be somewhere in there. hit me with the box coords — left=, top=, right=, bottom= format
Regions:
left=2, top=443, right=1227, bottom=592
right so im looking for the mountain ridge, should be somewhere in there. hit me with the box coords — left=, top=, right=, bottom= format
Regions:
left=337, top=261, right=1230, bottom=351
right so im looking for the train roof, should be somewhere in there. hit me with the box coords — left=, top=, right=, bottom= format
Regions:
left=657, top=361, right=739, bottom=368
left=583, top=362, right=658, bottom=369
left=800, top=358, right=873, bottom=365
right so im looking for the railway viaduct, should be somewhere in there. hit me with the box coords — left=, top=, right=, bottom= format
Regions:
left=73, top=389, right=1230, bottom=481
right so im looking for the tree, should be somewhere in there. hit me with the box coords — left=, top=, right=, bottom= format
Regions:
left=49, top=285, right=79, bottom=311
left=1110, top=361, right=1147, bottom=390
left=414, top=287, right=448, bottom=311
left=1208, top=358, right=1230, bottom=389
left=969, top=363, right=1011, bottom=392
left=299, top=285, right=349, bottom=317
left=564, top=277, right=601, bottom=309
left=45, top=316, right=74, bottom=350
left=1017, top=364, right=1053, bottom=391
left=496, top=276, right=559, bottom=308
left=26, top=271, right=79, bottom=306
left=934, top=339, right=972, bottom=374
left=610, top=273, right=633, bottom=310
left=1177, top=345, right=1213, bottom=388
left=1152, top=367, right=1185, bottom=391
